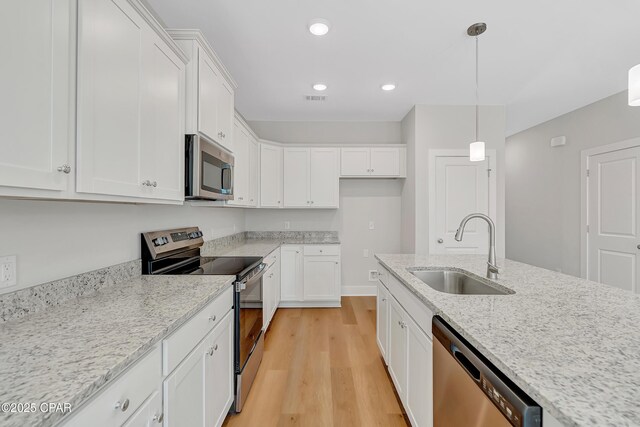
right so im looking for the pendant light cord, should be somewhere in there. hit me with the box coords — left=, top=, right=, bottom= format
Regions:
left=475, top=34, right=479, bottom=142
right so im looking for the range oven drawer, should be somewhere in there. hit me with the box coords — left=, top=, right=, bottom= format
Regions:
left=163, top=286, right=234, bottom=375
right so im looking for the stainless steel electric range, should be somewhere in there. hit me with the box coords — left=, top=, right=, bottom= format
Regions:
left=141, top=227, right=266, bottom=413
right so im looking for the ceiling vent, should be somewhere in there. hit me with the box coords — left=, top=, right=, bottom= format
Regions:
left=305, top=95, right=327, bottom=102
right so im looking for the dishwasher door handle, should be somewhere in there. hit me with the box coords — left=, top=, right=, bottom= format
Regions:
left=451, top=344, right=481, bottom=381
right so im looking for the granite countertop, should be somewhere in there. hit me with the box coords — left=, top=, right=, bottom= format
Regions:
left=375, top=253, right=640, bottom=427
left=203, top=232, right=341, bottom=258
left=0, top=274, right=235, bottom=427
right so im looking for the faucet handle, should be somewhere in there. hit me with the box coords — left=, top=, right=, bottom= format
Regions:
left=487, top=262, right=500, bottom=274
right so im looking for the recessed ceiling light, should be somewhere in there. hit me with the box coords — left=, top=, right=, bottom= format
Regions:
left=309, top=19, right=331, bottom=36
left=381, top=83, right=396, bottom=91
left=313, top=83, right=327, bottom=91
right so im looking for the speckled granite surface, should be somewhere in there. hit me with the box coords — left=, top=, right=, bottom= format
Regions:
left=202, top=231, right=340, bottom=257
left=375, top=253, right=640, bottom=427
left=0, top=274, right=235, bottom=427
left=0, top=260, right=140, bottom=323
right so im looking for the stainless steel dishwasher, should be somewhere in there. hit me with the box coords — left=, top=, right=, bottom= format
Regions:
left=432, top=316, right=542, bottom=427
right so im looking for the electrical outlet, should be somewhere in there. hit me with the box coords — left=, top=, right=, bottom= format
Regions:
left=363, top=249, right=369, bottom=257
left=368, top=270, right=379, bottom=282
left=0, top=256, right=17, bottom=288
left=369, top=221, right=375, bottom=230
left=284, top=221, right=290, bottom=230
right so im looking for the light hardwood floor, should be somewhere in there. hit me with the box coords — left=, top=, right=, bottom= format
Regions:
left=223, top=297, right=409, bottom=427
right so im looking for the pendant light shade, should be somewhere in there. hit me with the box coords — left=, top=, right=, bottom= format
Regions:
left=468, top=23, right=487, bottom=162
left=629, top=64, right=640, bottom=106
left=470, top=141, right=486, bottom=162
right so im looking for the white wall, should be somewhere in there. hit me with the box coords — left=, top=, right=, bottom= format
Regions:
left=246, top=120, right=404, bottom=295
left=401, top=105, right=507, bottom=257
left=400, top=108, right=416, bottom=253
left=506, top=91, right=640, bottom=276
left=248, top=121, right=401, bottom=144
left=0, top=200, right=245, bottom=292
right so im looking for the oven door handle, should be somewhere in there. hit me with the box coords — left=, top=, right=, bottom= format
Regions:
left=235, top=263, right=267, bottom=292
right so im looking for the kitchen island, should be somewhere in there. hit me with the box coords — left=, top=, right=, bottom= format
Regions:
left=375, top=253, right=640, bottom=427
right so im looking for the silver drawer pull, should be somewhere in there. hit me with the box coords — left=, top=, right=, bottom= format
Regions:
left=57, top=164, right=71, bottom=174
left=153, top=413, right=164, bottom=423
left=208, top=346, right=214, bottom=356
left=209, top=315, right=217, bottom=322
left=115, top=398, right=130, bottom=412
left=214, top=344, right=218, bottom=351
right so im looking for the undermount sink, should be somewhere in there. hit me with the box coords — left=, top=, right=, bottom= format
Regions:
left=410, top=269, right=513, bottom=295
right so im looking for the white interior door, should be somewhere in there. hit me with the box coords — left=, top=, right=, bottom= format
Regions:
left=431, top=154, right=494, bottom=254
left=587, top=146, right=640, bottom=293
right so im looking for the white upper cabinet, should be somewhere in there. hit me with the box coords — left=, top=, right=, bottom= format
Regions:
left=283, top=147, right=339, bottom=208
left=76, top=0, right=186, bottom=202
left=260, top=144, right=283, bottom=208
left=168, top=30, right=236, bottom=152
left=227, top=116, right=258, bottom=207
left=340, top=146, right=406, bottom=178
left=0, top=0, right=74, bottom=193
left=283, top=148, right=310, bottom=208
left=197, top=53, right=220, bottom=143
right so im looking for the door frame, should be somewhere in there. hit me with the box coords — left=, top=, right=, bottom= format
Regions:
left=428, top=149, right=497, bottom=255
left=580, top=137, right=640, bottom=279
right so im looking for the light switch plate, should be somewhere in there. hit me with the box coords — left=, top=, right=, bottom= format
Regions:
left=363, top=249, right=369, bottom=258
left=368, top=270, right=379, bottom=282
left=0, top=256, right=17, bottom=288
left=284, top=221, right=290, bottom=230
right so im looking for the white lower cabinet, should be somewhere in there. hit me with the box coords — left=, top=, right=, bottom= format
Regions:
left=280, top=245, right=341, bottom=307
left=263, top=248, right=281, bottom=330
left=121, top=390, right=163, bottom=427
left=376, top=282, right=390, bottom=364
left=164, top=310, right=233, bottom=427
left=378, top=268, right=433, bottom=427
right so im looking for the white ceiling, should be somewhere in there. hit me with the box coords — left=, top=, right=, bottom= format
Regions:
left=148, top=0, right=640, bottom=135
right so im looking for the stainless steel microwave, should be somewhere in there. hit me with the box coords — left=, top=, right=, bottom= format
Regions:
left=185, top=134, right=234, bottom=200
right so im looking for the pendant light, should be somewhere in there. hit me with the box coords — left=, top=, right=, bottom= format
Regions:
left=629, top=64, right=640, bottom=106
left=468, top=23, right=487, bottom=162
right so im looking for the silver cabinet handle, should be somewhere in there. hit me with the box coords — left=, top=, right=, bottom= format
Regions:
left=218, top=131, right=223, bottom=138
left=152, top=181, right=157, bottom=187
left=437, top=238, right=444, bottom=244
left=637, top=244, right=640, bottom=250
left=142, top=180, right=150, bottom=186
left=295, top=251, right=300, bottom=254
left=57, top=164, right=71, bottom=174
left=208, top=346, right=214, bottom=356
left=152, top=412, right=164, bottom=423
left=382, top=298, right=387, bottom=301
left=278, top=201, right=281, bottom=204
left=311, top=201, right=314, bottom=204
left=115, top=399, right=130, bottom=412
left=209, top=315, right=217, bottom=322
left=214, top=344, right=218, bottom=351
left=319, top=249, right=323, bottom=253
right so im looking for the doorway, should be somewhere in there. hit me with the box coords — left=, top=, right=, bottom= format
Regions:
left=582, top=138, right=640, bottom=293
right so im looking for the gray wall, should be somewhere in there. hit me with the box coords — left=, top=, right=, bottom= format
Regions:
left=0, top=200, right=245, bottom=292
left=246, top=120, right=403, bottom=295
left=506, top=91, right=640, bottom=276
left=401, top=105, right=507, bottom=256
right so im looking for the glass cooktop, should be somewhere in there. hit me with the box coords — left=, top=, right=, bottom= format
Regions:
left=189, top=256, right=263, bottom=276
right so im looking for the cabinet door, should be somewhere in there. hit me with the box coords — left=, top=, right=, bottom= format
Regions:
left=248, top=138, right=259, bottom=206
left=273, top=262, right=282, bottom=316
left=388, top=298, right=408, bottom=402
left=204, top=312, right=234, bottom=427
left=340, top=148, right=370, bottom=176
left=263, top=267, right=274, bottom=329
left=121, top=390, right=162, bottom=427
left=376, top=282, right=390, bottom=364
left=281, top=246, right=303, bottom=301
left=283, top=148, right=310, bottom=207
left=163, top=338, right=207, bottom=427
left=0, top=0, right=73, bottom=192
left=139, top=32, right=185, bottom=201
left=303, top=256, right=340, bottom=301
left=216, top=80, right=234, bottom=150
left=197, top=50, right=219, bottom=143
left=406, top=315, right=433, bottom=427
left=260, top=144, right=283, bottom=208
left=370, top=147, right=400, bottom=176
left=227, top=123, right=248, bottom=206
left=309, top=148, right=339, bottom=208
left=76, top=0, right=147, bottom=198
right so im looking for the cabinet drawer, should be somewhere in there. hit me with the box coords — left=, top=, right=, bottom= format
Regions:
left=163, top=286, right=233, bottom=375
left=63, top=345, right=161, bottom=427
left=303, top=245, right=340, bottom=256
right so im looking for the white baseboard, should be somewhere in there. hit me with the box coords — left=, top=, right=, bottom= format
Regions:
left=278, top=301, right=341, bottom=308
left=341, top=285, right=377, bottom=296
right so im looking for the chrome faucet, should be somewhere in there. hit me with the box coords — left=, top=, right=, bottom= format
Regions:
left=454, top=213, right=499, bottom=280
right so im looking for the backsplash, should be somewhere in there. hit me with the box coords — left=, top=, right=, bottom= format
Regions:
left=0, top=260, right=140, bottom=323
